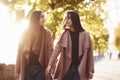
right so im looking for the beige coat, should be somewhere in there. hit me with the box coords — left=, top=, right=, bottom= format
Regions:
left=49, top=30, right=94, bottom=80
left=15, top=28, right=53, bottom=80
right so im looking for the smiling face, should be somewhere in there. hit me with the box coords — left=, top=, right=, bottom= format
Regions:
left=63, top=10, right=84, bottom=32
left=65, top=14, right=73, bottom=28
left=39, top=12, right=45, bottom=27
left=64, top=13, right=75, bottom=31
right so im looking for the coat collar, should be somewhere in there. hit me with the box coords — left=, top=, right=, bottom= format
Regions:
left=58, top=30, right=85, bottom=58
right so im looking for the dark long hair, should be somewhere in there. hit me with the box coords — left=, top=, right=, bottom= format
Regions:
left=63, top=10, right=84, bottom=32
left=28, top=10, right=43, bottom=32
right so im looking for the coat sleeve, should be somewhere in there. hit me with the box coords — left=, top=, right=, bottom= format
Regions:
left=87, top=33, right=94, bottom=73
left=48, top=30, right=67, bottom=67
left=47, top=31, right=54, bottom=61
left=15, top=42, right=22, bottom=74
left=14, top=31, right=26, bottom=74
left=48, top=43, right=62, bottom=68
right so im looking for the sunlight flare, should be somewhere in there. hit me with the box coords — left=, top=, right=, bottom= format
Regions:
left=0, top=3, right=28, bottom=64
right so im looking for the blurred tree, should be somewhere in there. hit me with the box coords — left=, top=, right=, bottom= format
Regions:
left=79, top=0, right=109, bottom=54
left=0, top=0, right=26, bottom=22
left=0, top=0, right=84, bottom=40
left=114, top=23, right=120, bottom=52
left=37, top=0, right=84, bottom=40
left=0, top=0, right=10, bottom=5
left=0, top=0, right=109, bottom=53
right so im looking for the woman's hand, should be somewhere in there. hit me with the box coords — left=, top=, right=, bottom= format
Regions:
left=89, top=71, right=93, bottom=79
left=46, top=65, right=52, bottom=76
left=14, top=73, right=20, bottom=80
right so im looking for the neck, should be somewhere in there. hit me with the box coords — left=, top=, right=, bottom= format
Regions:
left=39, top=25, right=44, bottom=29
left=69, top=26, right=75, bottom=32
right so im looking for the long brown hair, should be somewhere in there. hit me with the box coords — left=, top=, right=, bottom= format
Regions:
left=24, top=10, right=46, bottom=54
left=28, top=10, right=43, bottom=32
left=63, top=10, right=84, bottom=32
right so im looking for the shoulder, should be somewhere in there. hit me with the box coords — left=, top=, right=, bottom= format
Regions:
left=60, top=29, right=69, bottom=36
left=44, top=27, right=53, bottom=39
left=59, top=30, right=69, bottom=38
left=57, top=30, right=69, bottom=43
left=80, top=31, right=91, bottom=42
left=44, top=27, right=51, bottom=34
left=81, top=31, right=89, bottom=34
left=20, top=30, right=28, bottom=41
left=80, top=31, right=90, bottom=37
left=18, top=29, right=29, bottom=46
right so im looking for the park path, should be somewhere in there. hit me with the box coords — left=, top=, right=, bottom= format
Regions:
left=93, top=55, right=120, bottom=80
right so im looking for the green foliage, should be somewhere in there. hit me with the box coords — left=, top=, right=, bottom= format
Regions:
left=79, top=0, right=109, bottom=53
left=45, top=9, right=63, bottom=39
left=114, top=23, right=120, bottom=51
left=36, top=0, right=84, bottom=40
left=0, top=0, right=109, bottom=53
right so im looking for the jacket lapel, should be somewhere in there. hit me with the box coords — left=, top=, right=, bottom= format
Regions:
left=58, top=30, right=85, bottom=58
left=66, top=31, right=72, bottom=59
left=79, top=31, right=84, bottom=57
left=58, top=30, right=71, bottom=59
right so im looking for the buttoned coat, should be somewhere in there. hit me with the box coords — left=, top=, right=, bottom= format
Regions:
left=49, top=30, right=94, bottom=80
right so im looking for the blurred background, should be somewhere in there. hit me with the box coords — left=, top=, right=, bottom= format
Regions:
left=0, top=0, right=120, bottom=80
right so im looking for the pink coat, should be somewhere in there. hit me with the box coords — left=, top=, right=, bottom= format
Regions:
left=15, top=28, right=53, bottom=80
left=49, top=30, right=94, bottom=80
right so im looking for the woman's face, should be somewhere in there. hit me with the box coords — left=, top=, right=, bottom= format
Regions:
left=39, top=12, right=45, bottom=26
left=65, top=14, right=73, bottom=28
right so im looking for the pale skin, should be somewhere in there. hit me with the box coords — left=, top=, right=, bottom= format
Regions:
left=14, top=12, right=46, bottom=80
left=46, top=14, right=93, bottom=79
left=39, top=12, right=45, bottom=27
left=14, top=73, right=20, bottom=80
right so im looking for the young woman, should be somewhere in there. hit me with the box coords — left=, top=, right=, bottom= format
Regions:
left=46, top=10, right=94, bottom=80
left=14, top=10, right=53, bottom=80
